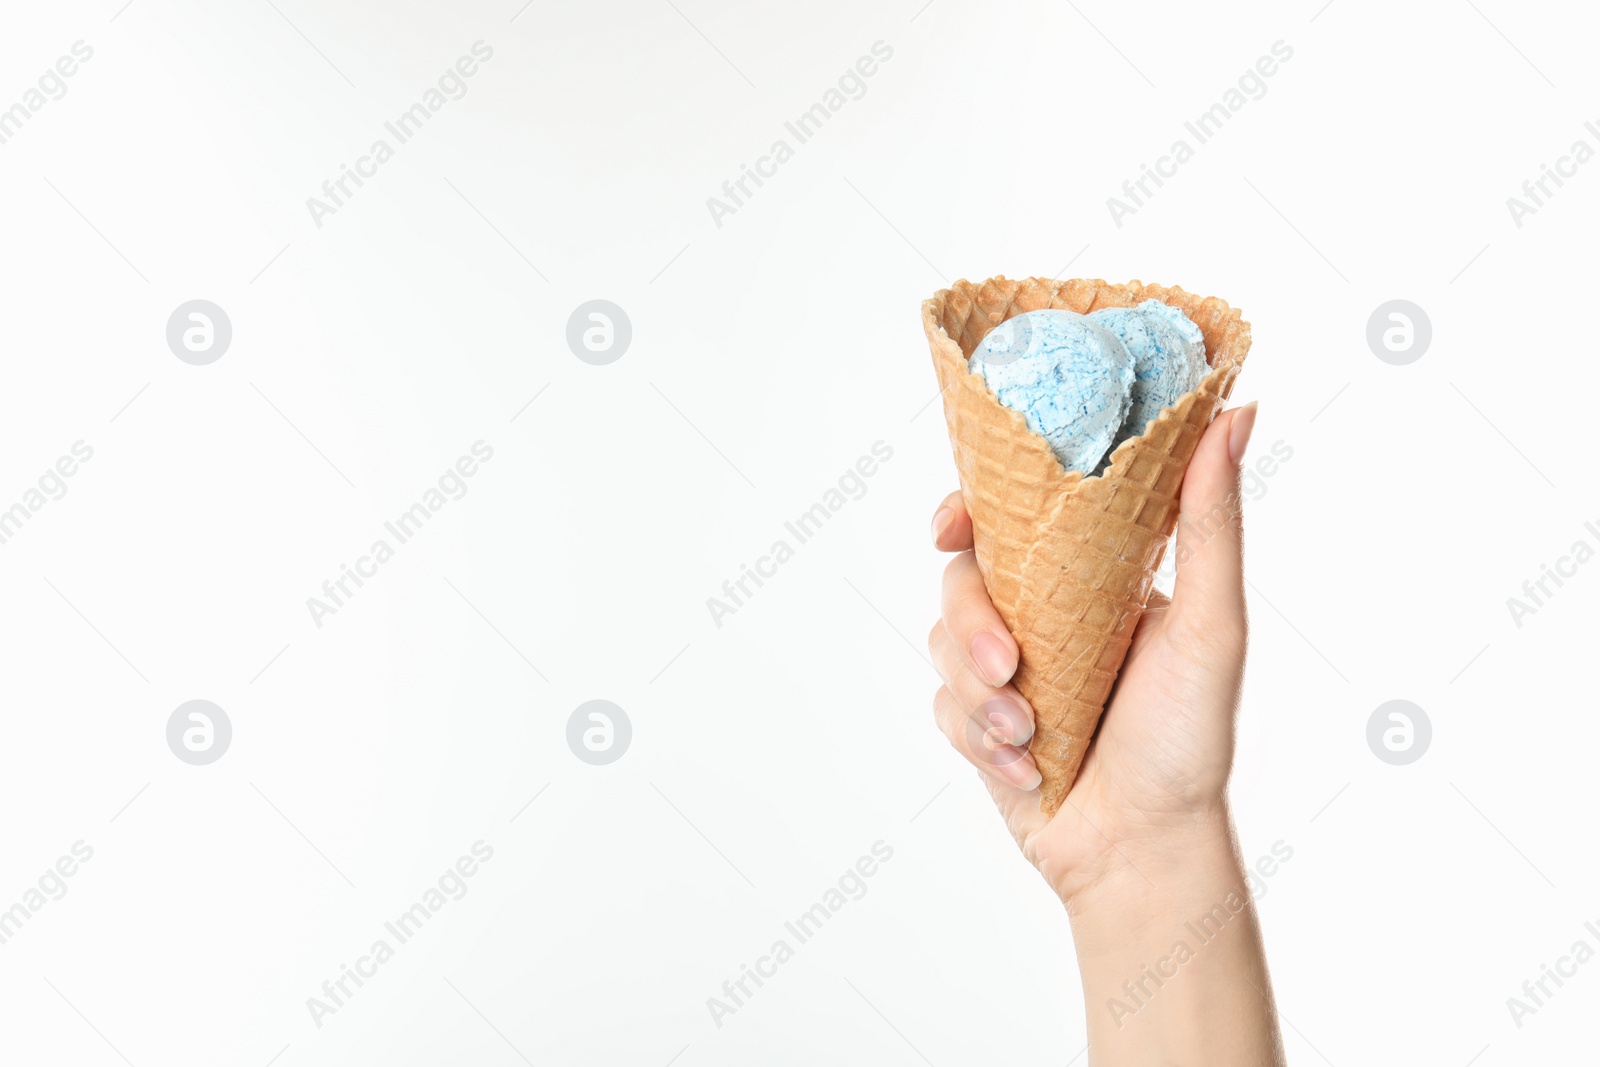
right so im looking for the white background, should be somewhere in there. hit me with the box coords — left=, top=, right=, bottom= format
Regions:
left=1, top=0, right=1595, bottom=1063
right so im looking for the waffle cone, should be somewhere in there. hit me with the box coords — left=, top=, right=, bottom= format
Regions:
left=923, top=277, right=1251, bottom=815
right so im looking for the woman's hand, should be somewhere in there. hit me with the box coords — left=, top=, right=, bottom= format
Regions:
left=928, top=403, right=1257, bottom=903
left=931, top=403, right=1284, bottom=1064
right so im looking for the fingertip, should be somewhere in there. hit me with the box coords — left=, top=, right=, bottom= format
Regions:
left=1171, top=404, right=1250, bottom=634
left=1227, top=401, right=1258, bottom=466
left=984, top=694, right=1034, bottom=746
left=1000, top=750, right=1042, bottom=791
left=970, top=630, right=1017, bottom=688
left=1183, top=404, right=1247, bottom=504
left=932, top=490, right=974, bottom=552
left=973, top=714, right=1040, bottom=790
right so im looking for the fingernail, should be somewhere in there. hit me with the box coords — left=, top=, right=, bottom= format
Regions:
left=970, top=631, right=1014, bottom=687
left=1228, top=402, right=1259, bottom=465
left=971, top=712, right=1040, bottom=789
left=998, top=750, right=1042, bottom=791
left=986, top=701, right=1033, bottom=746
left=931, top=507, right=955, bottom=544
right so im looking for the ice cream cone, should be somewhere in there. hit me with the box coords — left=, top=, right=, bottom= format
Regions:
left=923, top=277, right=1252, bottom=815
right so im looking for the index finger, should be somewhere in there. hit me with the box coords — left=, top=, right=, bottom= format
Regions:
left=931, top=490, right=973, bottom=552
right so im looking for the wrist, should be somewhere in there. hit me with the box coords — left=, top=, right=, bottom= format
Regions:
left=1062, top=805, right=1284, bottom=1065
left=1059, top=801, right=1239, bottom=922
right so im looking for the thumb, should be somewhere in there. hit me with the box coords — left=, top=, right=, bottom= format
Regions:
left=1169, top=402, right=1256, bottom=637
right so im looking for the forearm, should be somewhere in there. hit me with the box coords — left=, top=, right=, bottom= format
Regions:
left=1066, top=810, right=1286, bottom=1066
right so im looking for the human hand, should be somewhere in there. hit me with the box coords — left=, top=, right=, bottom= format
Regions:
left=929, top=403, right=1259, bottom=905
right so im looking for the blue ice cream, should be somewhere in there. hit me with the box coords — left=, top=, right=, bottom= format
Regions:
left=969, top=301, right=1209, bottom=475
left=1091, top=299, right=1208, bottom=445
left=968, top=310, right=1134, bottom=476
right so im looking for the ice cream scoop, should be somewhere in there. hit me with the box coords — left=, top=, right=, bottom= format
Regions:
left=968, top=310, right=1134, bottom=476
left=1091, top=299, right=1208, bottom=450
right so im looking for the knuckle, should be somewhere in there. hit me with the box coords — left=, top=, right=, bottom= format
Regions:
left=928, top=627, right=956, bottom=686
left=932, top=687, right=956, bottom=734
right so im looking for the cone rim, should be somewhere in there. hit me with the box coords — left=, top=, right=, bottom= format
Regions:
left=922, top=275, right=1252, bottom=487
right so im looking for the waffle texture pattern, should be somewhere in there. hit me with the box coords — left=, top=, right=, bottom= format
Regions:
left=923, top=277, right=1252, bottom=815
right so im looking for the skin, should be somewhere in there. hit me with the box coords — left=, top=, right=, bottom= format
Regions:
left=928, top=403, right=1286, bottom=1066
